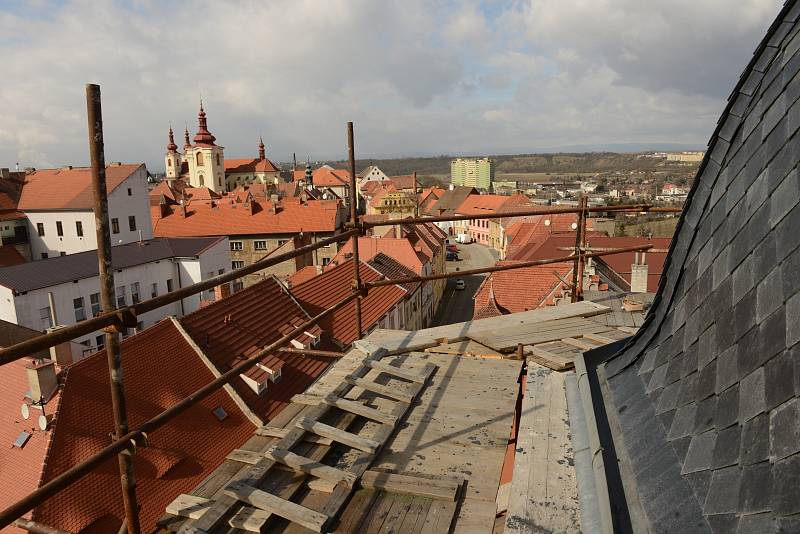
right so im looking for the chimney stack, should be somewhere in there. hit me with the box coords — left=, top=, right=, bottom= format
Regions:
left=26, top=359, right=58, bottom=403
left=214, top=282, right=231, bottom=301
left=630, top=252, right=648, bottom=293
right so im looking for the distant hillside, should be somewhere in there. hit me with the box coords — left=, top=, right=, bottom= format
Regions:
left=313, top=152, right=699, bottom=179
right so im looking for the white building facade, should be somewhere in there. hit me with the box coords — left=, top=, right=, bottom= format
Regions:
left=0, top=237, right=230, bottom=359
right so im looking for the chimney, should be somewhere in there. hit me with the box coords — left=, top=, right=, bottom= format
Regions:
left=214, top=282, right=231, bottom=301
left=0, top=168, right=9, bottom=180
left=159, top=196, right=172, bottom=218
left=180, top=202, right=188, bottom=218
left=630, top=252, right=648, bottom=293
left=26, top=359, right=58, bottom=403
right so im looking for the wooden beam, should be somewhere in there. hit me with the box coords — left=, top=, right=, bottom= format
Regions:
left=225, top=449, right=263, bottom=465
left=582, top=333, right=618, bottom=345
left=526, top=346, right=574, bottom=372
left=323, top=394, right=398, bottom=426
left=360, top=471, right=460, bottom=501
left=344, top=375, right=414, bottom=403
left=366, top=359, right=428, bottom=383
left=166, top=494, right=211, bottom=520
left=295, top=417, right=380, bottom=453
left=289, top=393, right=324, bottom=406
left=228, top=507, right=270, bottom=532
left=560, top=337, right=596, bottom=351
left=264, top=447, right=357, bottom=486
left=254, top=426, right=332, bottom=445
left=224, top=482, right=329, bottom=532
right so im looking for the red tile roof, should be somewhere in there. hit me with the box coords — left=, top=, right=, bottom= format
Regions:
left=455, top=193, right=510, bottom=215
left=0, top=244, right=26, bottom=267
left=288, top=265, right=320, bottom=287
left=473, top=261, right=573, bottom=319
left=368, top=253, right=421, bottom=293
left=504, top=213, right=580, bottom=259
left=291, top=260, right=406, bottom=345
left=179, top=277, right=326, bottom=422
left=32, top=319, right=255, bottom=533
left=152, top=197, right=343, bottom=237
left=225, top=158, right=281, bottom=174
left=311, top=167, right=351, bottom=187
left=18, top=164, right=143, bottom=211
left=332, top=237, right=426, bottom=274
left=389, top=174, right=416, bottom=190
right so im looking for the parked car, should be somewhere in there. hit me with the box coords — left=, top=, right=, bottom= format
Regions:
left=446, top=244, right=459, bottom=252
left=455, top=279, right=466, bottom=290
left=446, top=251, right=459, bottom=261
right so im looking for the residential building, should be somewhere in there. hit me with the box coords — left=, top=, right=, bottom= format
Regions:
left=357, top=165, right=390, bottom=189
left=422, top=185, right=478, bottom=236
left=367, top=188, right=418, bottom=218
left=17, top=163, right=152, bottom=260
left=665, top=150, right=704, bottom=163
left=0, top=168, right=31, bottom=262
left=290, top=259, right=409, bottom=345
left=299, top=165, right=352, bottom=204
left=450, top=157, right=494, bottom=190
left=661, top=182, right=688, bottom=196
left=451, top=192, right=532, bottom=250
left=0, top=236, right=229, bottom=357
left=151, top=188, right=346, bottom=287
left=368, top=253, right=425, bottom=331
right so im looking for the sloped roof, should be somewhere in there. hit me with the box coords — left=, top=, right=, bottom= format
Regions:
left=0, top=245, right=26, bottom=267
left=423, top=186, right=478, bottom=216
left=18, top=164, right=143, bottom=211
left=472, top=261, right=572, bottom=319
left=312, top=166, right=351, bottom=187
left=332, top=236, right=427, bottom=274
left=179, top=277, right=325, bottom=422
left=224, top=157, right=281, bottom=174
left=290, top=260, right=406, bottom=345
left=287, top=265, right=319, bottom=287
left=368, top=252, right=421, bottom=293
left=589, top=3, right=800, bottom=531
left=152, top=197, right=342, bottom=237
left=389, top=174, right=416, bottom=190
left=0, top=237, right=223, bottom=292
left=32, top=319, right=255, bottom=533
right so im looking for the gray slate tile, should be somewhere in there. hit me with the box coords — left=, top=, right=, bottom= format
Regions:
left=772, top=453, right=800, bottom=516
left=703, top=466, right=742, bottom=515
left=769, top=398, right=800, bottom=461
left=739, top=367, right=766, bottom=423
left=682, top=430, right=718, bottom=474
left=739, top=461, right=773, bottom=514
left=713, top=424, right=742, bottom=469
left=741, top=413, right=770, bottom=465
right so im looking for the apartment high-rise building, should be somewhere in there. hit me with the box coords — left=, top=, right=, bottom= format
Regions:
left=450, top=157, right=495, bottom=190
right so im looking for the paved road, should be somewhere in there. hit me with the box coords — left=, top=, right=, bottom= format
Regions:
left=431, top=243, right=498, bottom=326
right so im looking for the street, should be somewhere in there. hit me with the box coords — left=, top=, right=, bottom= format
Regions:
left=431, top=242, right=498, bottom=326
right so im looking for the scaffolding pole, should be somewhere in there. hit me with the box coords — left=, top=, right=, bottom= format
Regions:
left=347, top=122, right=363, bottom=339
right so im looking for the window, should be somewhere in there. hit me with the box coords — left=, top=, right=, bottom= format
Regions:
left=76, top=221, right=83, bottom=237
left=37, top=222, right=44, bottom=236
left=216, top=153, right=220, bottom=165
left=127, top=188, right=132, bottom=196
left=40, top=307, right=52, bottom=330
left=73, top=297, right=86, bottom=322
left=230, top=241, right=243, bottom=251
left=41, top=253, right=48, bottom=259
left=199, top=174, right=205, bottom=186
left=254, top=240, right=267, bottom=250
left=60, top=252, right=66, bottom=256
left=277, top=239, right=288, bottom=247
left=233, top=279, right=244, bottom=293
left=218, top=269, right=225, bottom=275
left=128, top=216, right=136, bottom=231
left=111, top=218, right=120, bottom=234
left=116, top=286, right=127, bottom=307
left=196, top=152, right=204, bottom=166
left=136, top=321, right=144, bottom=333
left=96, top=335, right=105, bottom=349
left=167, top=157, right=172, bottom=168
left=130, top=282, right=140, bottom=304
left=150, top=282, right=158, bottom=298
left=232, top=260, right=245, bottom=269
left=56, top=221, right=63, bottom=237
left=322, top=257, right=331, bottom=266
left=166, top=279, right=174, bottom=292
left=90, top=292, right=101, bottom=316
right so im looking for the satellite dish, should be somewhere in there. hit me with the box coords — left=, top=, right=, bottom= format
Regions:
left=21, top=404, right=29, bottom=420
left=38, top=415, right=48, bottom=431
left=544, top=219, right=551, bottom=226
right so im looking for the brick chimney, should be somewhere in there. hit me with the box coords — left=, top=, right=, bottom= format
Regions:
left=630, top=251, right=649, bottom=293
left=26, top=359, right=58, bottom=402
left=214, top=282, right=231, bottom=301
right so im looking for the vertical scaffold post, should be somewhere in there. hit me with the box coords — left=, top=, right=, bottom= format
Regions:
left=85, top=83, right=141, bottom=534
left=347, top=122, right=363, bottom=339
left=576, top=196, right=588, bottom=301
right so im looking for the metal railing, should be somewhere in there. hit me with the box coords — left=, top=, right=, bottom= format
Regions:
left=0, top=85, right=681, bottom=532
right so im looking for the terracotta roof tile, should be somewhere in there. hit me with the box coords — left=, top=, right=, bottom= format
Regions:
left=18, top=164, right=143, bottom=211
left=32, top=319, right=255, bottom=533
left=225, top=157, right=281, bottom=174
left=389, top=174, right=416, bottom=190
left=291, top=260, right=406, bottom=345
left=311, top=167, right=351, bottom=187
left=288, top=265, right=319, bottom=287
left=473, top=261, right=573, bottom=318
left=332, top=237, right=425, bottom=274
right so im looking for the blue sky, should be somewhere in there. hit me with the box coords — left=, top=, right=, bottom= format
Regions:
left=0, top=0, right=783, bottom=171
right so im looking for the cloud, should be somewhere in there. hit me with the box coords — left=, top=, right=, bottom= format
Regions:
left=0, top=0, right=784, bottom=171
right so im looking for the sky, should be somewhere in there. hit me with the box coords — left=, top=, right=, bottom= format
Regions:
left=0, top=0, right=784, bottom=171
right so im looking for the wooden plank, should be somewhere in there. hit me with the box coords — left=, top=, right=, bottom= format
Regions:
left=377, top=495, right=416, bottom=534
left=166, top=494, right=210, bottom=520
left=363, top=493, right=396, bottom=534
left=467, top=319, right=611, bottom=352
left=560, top=337, right=596, bottom=351
left=526, top=346, right=574, bottom=372
left=361, top=471, right=459, bottom=501
left=323, top=394, right=398, bottom=426
left=344, top=375, right=414, bottom=403
left=617, top=326, right=638, bottom=334
left=265, top=446, right=357, bottom=486
left=424, top=339, right=503, bottom=359
left=255, top=426, right=333, bottom=445
left=334, top=489, right=380, bottom=533
left=366, top=359, right=429, bottom=383
left=227, top=506, right=270, bottom=532
left=290, top=393, right=324, bottom=406
left=225, top=449, right=263, bottom=465
left=397, top=496, right=433, bottom=534
left=224, top=482, right=329, bottom=532
left=296, top=417, right=380, bottom=453
left=419, top=499, right=457, bottom=534
left=582, top=332, right=618, bottom=345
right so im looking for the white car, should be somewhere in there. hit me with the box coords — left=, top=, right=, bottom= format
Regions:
left=455, top=279, right=466, bottom=290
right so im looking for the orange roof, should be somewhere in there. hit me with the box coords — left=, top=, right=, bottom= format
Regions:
left=505, top=213, right=579, bottom=259
left=225, top=158, right=280, bottom=174
left=32, top=319, right=255, bottom=533
left=473, top=261, right=573, bottom=319
left=288, top=265, right=319, bottom=287
left=179, top=277, right=326, bottom=422
left=312, top=167, right=351, bottom=187
left=0, top=244, right=26, bottom=267
left=152, top=197, right=343, bottom=237
left=456, top=193, right=514, bottom=215
left=332, top=236, right=426, bottom=274
left=389, top=174, right=416, bottom=190
left=291, top=260, right=406, bottom=345
left=18, top=164, right=143, bottom=210
left=148, top=181, right=177, bottom=203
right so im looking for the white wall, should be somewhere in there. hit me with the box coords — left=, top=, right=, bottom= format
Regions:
left=25, top=165, right=152, bottom=259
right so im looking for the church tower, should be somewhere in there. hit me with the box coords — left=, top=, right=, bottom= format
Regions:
left=164, top=125, right=182, bottom=181
left=185, top=101, right=225, bottom=193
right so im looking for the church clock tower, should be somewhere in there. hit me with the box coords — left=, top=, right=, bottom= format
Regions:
left=186, top=101, right=225, bottom=193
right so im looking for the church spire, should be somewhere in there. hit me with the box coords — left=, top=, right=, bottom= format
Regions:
left=184, top=124, right=191, bottom=149
left=258, top=136, right=265, bottom=161
left=193, top=100, right=216, bottom=146
left=166, top=124, right=178, bottom=152
left=305, top=159, right=313, bottom=187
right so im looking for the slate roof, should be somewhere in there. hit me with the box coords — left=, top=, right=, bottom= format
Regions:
left=0, top=237, right=224, bottom=292
left=586, top=3, right=800, bottom=531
